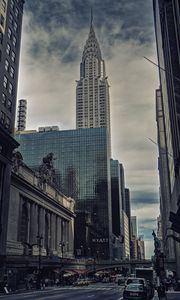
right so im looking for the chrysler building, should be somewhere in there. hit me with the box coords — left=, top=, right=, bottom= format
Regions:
left=76, top=17, right=111, bottom=135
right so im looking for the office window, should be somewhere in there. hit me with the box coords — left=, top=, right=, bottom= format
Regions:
left=9, top=13, right=13, bottom=25
left=14, top=21, right=18, bottom=32
left=11, top=51, right=15, bottom=62
left=12, top=36, right=16, bottom=47
left=2, top=93, right=6, bottom=105
left=10, top=66, right=15, bottom=78
left=6, top=44, right=11, bottom=55
left=2, top=0, right=6, bottom=12
left=10, top=0, right=14, bottom=10
left=8, top=28, right=12, bottom=40
left=5, top=116, right=10, bottom=129
left=5, top=60, right=9, bottom=71
left=15, top=7, right=19, bottom=18
left=0, top=111, right=5, bottom=124
left=9, top=82, right=13, bottom=95
left=7, top=99, right=12, bottom=111
left=3, top=76, right=8, bottom=88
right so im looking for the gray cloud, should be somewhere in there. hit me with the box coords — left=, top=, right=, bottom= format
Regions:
left=24, top=0, right=154, bottom=61
left=131, top=191, right=159, bottom=208
left=18, top=0, right=160, bottom=258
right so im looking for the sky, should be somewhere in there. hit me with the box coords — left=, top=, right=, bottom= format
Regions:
left=17, top=0, right=160, bottom=258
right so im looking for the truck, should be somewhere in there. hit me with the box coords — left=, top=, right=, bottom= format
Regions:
left=135, top=268, right=155, bottom=299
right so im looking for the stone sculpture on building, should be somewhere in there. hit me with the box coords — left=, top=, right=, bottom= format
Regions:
left=38, top=153, right=56, bottom=187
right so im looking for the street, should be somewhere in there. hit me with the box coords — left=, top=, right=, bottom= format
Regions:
left=0, top=283, right=179, bottom=300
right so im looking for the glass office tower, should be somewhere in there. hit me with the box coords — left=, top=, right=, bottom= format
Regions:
left=16, top=127, right=112, bottom=259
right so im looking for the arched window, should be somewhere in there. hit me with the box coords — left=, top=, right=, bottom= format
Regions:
left=19, top=202, right=28, bottom=243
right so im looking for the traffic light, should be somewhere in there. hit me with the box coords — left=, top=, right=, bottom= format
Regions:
left=169, top=206, right=180, bottom=234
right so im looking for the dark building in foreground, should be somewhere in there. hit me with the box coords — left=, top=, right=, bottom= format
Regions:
left=110, top=159, right=123, bottom=259
left=16, top=127, right=112, bottom=259
left=153, top=0, right=180, bottom=278
left=0, top=0, right=24, bottom=268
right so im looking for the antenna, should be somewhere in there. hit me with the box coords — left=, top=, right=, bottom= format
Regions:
left=90, top=7, right=93, bottom=26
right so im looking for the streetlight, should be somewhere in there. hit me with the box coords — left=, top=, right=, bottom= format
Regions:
left=59, top=241, right=65, bottom=285
left=59, top=241, right=65, bottom=259
left=36, top=235, right=43, bottom=289
left=80, top=245, right=84, bottom=257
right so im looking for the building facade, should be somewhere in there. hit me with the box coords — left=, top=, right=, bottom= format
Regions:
left=110, top=159, right=124, bottom=259
left=156, top=88, right=175, bottom=259
left=119, top=164, right=126, bottom=212
left=76, top=19, right=110, bottom=137
left=137, top=236, right=145, bottom=260
left=131, top=216, right=137, bottom=238
left=0, top=0, right=24, bottom=265
left=122, top=211, right=130, bottom=259
left=153, top=0, right=180, bottom=277
left=6, top=152, right=75, bottom=287
left=16, top=127, right=113, bottom=259
left=16, top=99, right=27, bottom=131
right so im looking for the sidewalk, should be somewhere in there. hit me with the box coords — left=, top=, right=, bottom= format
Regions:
left=0, top=285, right=60, bottom=296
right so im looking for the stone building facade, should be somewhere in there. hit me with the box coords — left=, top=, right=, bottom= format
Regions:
left=5, top=153, right=75, bottom=282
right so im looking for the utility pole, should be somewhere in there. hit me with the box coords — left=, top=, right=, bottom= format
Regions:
left=36, top=235, right=43, bottom=289
left=59, top=241, right=65, bottom=285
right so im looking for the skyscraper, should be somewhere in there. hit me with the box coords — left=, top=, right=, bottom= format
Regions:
left=153, top=0, right=180, bottom=277
left=76, top=16, right=110, bottom=136
left=131, top=216, right=137, bottom=238
left=16, top=127, right=112, bottom=259
left=0, top=0, right=25, bottom=258
left=16, top=99, right=27, bottom=131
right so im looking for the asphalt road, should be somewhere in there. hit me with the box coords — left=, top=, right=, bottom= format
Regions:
left=0, top=283, right=179, bottom=300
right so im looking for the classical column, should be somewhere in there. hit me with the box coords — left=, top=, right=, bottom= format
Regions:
left=39, top=207, right=45, bottom=248
left=68, top=218, right=74, bottom=257
left=57, top=217, right=62, bottom=254
left=26, top=201, right=31, bottom=243
left=30, top=203, right=38, bottom=244
left=50, top=213, right=56, bottom=252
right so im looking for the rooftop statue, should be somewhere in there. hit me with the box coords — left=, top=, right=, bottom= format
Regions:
left=38, top=153, right=57, bottom=187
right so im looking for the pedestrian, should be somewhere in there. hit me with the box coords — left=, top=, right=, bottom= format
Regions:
left=157, top=283, right=167, bottom=300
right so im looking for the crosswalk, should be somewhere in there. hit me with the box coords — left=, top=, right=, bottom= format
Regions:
left=69, top=284, right=123, bottom=291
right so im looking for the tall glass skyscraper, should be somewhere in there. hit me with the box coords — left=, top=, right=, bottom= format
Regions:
left=16, top=127, right=112, bottom=259
left=76, top=18, right=111, bottom=137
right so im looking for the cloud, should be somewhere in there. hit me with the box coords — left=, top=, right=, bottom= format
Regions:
left=17, top=0, right=160, bottom=248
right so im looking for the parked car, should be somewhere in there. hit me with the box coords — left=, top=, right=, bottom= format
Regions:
left=125, top=277, right=147, bottom=287
left=125, top=278, right=152, bottom=299
left=123, top=283, right=148, bottom=300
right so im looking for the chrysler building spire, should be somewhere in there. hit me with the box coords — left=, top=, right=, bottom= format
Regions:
left=90, top=7, right=93, bottom=27
left=76, top=16, right=110, bottom=133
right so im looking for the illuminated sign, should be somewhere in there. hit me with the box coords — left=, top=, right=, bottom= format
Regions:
left=92, top=238, right=108, bottom=243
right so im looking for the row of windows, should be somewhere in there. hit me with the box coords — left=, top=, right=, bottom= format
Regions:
left=5, top=59, right=15, bottom=77
left=0, top=110, right=10, bottom=129
left=1, top=0, right=6, bottom=13
left=8, top=27, right=17, bottom=47
left=6, top=43, right=16, bottom=62
left=9, top=13, right=18, bottom=32
left=3, top=75, right=13, bottom=95
left=10, top=0, right=19, bottom=19
left=1, top=93, right=12, bottom=111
